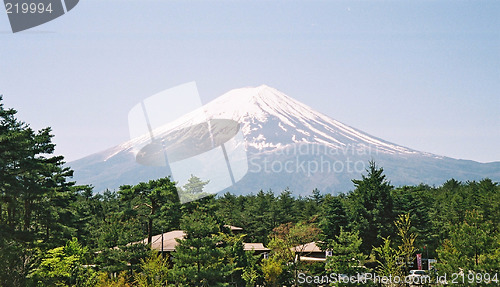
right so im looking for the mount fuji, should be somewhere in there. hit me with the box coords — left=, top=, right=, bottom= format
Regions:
left=68, top=85, right=500, bottom=196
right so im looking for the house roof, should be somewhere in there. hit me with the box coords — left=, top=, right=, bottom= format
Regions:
left=145, top=230, right=187, bottom=252
left=243, top=243, right=269, bottom=252
left=132, top=230, right=267, bottom=253
left=292, top=241, right=324, bottom=253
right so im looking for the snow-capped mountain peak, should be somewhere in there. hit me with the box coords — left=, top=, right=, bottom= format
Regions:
left=198, top=85, right=418, bottom=155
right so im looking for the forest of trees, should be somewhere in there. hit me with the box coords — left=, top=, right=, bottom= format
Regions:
left=1, top=97, right=499, bottom=286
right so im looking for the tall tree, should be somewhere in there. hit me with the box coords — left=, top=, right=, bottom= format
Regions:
left=243, top=190, right=276, bottom=243
left=171, top=208, right=234, bottom=286
left=394, top=213, right=417, bottom=273
left=177, top=175, right=210, bottom=203
left=0, top=97, right=75, bottom=285
left=216, top=192, right=243, bottom=227
left=373, top=237, right=403, bottom=282
left=346, top=161, right=395, bottom=254
left=319, top=194, right=348, bottom=241
left=324, top=228, right=366, bottom=286
left=392, top=185, right=434, bottom=256
left=119, top=177, right=179, bottom=244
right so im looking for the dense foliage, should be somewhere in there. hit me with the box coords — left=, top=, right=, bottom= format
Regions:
left=1, top=98, right=499, bottom=286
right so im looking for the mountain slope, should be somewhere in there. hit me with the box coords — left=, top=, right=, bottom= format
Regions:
left=69, top=85, right=500, bottom=196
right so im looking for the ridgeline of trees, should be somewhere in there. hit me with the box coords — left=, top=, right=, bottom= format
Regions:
left=1, top=97, right=499, bottom=286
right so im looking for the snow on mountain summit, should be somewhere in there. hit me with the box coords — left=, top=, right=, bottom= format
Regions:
left=200, top=85, right=419, bottom=155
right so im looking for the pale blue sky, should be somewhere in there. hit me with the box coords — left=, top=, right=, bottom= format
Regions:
left=1, top=0, right=499, bottom=163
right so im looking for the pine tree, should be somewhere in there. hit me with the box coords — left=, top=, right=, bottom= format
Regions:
left=243, top=190, right=276, bottom=243
left=324, top=228, right=366, bottom=286
left=171, top=209, right=233, bottom=286
left=319, top=194, right=347, bottom=241
left=347, top=161, right=395, bottom=254
left=177, top=174, right=210, bottom=203
left=0, top=97, right=76, bottom=285
left=119, top=177, right=179, bottom=244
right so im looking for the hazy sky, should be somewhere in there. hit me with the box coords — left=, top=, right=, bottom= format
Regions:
left=1, top=0, right=499, bottom=163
